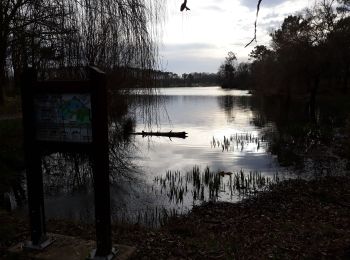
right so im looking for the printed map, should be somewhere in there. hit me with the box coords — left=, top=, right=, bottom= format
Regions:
left=34, top=94, right=92, bottom=143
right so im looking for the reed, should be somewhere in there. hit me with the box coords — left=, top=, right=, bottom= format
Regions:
left=113, top=167, right=281, bottom=228
left=211, top=133, right=266, bottom=152
left=153, top=166, right=279, bottom=205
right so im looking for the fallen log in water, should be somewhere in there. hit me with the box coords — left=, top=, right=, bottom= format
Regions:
left=130, top=131, right=188, bottom=139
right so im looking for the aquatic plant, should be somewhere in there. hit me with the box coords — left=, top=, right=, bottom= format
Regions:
left=211, top=133, right=266, bottom=153
left=154, top=166, right=279, bottom=205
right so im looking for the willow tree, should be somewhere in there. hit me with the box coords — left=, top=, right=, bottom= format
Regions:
left=0, top=0, right=165, bottom=103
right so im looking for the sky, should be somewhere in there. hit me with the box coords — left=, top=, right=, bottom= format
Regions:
left=159, top=0, right=314, bottom=75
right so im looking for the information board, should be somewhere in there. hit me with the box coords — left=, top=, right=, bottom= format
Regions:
left=34, top=94, right=92, bottom=143
left=21, top=67, right=113, bottom=257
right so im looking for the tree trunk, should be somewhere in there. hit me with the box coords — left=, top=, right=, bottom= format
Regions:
left=0, top=60, right=5, bottom=105
left=309, top=76, right=319, bottom=123
left=280, top=81, right=291, bottom=126
left=343, top=63, right=349, bottom=94
left=285, top=83, right=291, bottom=123
left=0, top=35, right=8, bottom=106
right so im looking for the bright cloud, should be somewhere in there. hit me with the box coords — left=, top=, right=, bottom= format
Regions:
left=160, top=0, right=313, bottom=74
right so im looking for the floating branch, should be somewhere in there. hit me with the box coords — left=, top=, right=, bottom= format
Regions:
left=131, top=131, right=188, bottom=139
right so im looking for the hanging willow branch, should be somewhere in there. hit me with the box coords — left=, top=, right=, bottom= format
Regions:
left=245, top=0, right=263, bottom=48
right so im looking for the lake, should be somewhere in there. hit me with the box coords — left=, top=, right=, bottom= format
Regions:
left=43, top=86, right=290, bottom=226
left=132, top=87, right=279, bottom=175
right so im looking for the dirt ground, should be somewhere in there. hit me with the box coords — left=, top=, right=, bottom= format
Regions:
left=1, top=176, right=350, bottom=259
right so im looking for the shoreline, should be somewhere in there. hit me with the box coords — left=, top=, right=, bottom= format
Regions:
left=1, top=175, right=350, bottom=259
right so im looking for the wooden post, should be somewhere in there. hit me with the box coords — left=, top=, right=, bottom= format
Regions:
left=21, top=69, right=51, bottom=249
left=89, top=67, right=115, bottom=258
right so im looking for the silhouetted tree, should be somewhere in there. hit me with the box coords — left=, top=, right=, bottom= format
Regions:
left=246, top=0, right=344, bottom=96
left=328, top=16, right=350, bottom=93
left=218, top=52, right=237, bottom=88
left=337, top=0, right=350, bottom=14
left=249, top=45, right=275, bottom=93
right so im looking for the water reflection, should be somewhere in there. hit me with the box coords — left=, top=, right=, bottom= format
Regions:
left=43, top=87, right=286, bottom=226
left=132, top=87, right=281, bottom=176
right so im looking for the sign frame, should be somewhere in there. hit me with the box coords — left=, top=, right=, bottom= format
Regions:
left=21, top=66, right=114, bottom=258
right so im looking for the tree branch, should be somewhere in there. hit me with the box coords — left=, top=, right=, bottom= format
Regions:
left=245, top=0, right=262, bottom=48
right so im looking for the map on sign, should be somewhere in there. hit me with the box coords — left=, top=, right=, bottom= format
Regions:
left=34, top=94, right=92, bottom=143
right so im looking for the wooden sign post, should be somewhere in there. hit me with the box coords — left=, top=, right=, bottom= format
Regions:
left=21, top=67, right=115, bottom=259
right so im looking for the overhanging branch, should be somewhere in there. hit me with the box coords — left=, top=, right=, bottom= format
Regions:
left=245, top=0, right=262, bottom=48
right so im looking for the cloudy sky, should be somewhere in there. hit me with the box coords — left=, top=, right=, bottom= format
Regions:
left=159, top=0, right=313, bottom=75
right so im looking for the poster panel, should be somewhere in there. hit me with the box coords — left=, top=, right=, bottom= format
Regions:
left=34, top=94, right=92, bottom=143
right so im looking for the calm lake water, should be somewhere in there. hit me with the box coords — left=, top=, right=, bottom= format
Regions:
left=133, top=87, right=278, bottom=175
left=43, top=86, right=289, bottom=225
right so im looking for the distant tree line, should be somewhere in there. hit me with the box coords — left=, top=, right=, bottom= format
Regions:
left=218, top=0, right=350, bottom=106
left=153, top=71, right=219, bottom=87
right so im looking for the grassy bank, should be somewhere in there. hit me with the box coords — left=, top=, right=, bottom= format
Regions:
left=1, top=175, right=350, bottom=259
